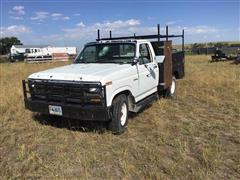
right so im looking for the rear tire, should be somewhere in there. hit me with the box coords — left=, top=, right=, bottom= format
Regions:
left=164, top=76, right=176, bottom=98
left=108, top=94, right=128, bottom=134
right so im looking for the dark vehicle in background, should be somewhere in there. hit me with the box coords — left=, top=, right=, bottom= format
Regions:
left=9, top=53, right=25, bottom=62
left=211, top=49, right=235, bottom=62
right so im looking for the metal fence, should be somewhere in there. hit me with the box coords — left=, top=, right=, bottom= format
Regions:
left=190, top=47, right=240, bottom=55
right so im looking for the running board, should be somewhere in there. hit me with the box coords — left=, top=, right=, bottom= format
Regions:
left=131, top=93, right=158, bottom=113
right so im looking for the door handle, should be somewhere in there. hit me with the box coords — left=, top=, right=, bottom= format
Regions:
left=146, top=74, right=151, bottom=77
left=153, top=65, right=158, bottom=69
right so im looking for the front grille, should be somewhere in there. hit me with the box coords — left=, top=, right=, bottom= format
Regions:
left=27, top=80, right=105, bottom=106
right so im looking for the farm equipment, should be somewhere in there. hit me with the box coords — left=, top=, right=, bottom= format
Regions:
left=232, top=53, right=240, bottom=64
left=210, top=49, right=234, bottom=62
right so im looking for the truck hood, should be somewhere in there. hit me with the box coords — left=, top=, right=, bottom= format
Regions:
left=28, top=63, right=133, bottom=84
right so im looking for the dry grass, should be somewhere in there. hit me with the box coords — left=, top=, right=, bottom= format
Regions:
left=0, top=56, right=239, bottom=179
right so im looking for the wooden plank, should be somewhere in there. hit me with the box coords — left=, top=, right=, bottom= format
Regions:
left=163, top=41, right=172, bottom=88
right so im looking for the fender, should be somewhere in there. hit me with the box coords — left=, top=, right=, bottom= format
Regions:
left=106, top=85, right=134, bottom=107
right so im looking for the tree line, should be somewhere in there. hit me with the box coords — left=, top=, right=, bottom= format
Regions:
left=190, top=42, right=240, bottom=49
left=0, top=37, right=22, bottom=55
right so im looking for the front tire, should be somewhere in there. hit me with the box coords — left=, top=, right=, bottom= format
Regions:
left=108, top=94, right=128, bottom=134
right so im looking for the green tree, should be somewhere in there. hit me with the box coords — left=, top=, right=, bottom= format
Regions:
left=207, top=42, right=214, bottom=47
left=191, top=43, right=205, bottom=49
left=214, top=42, right=229, bottom=48
left=0, top=37, right=22, bottom=55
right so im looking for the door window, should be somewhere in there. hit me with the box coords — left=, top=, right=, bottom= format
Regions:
left=139, top=44, right=152, bottom=64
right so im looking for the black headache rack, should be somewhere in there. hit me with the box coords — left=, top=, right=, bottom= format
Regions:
left=22, top=79, right=111, bottom=121
left=96, top=24, right=185, bottom=52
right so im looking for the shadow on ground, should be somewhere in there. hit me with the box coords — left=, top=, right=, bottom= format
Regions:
left=33, top=114, right=108, bottom=133
left=32, top=103, right=154, bottom=134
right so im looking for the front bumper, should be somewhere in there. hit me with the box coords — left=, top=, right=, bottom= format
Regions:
left=24, top=98, right=111, bottom=121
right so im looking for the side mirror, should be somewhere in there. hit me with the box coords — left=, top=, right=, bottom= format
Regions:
left=132, top=57, right=139, bottom=65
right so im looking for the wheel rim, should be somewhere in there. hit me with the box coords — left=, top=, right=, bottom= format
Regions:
left=170, top=79, right=176, bottom=94
left=120, top=103, right=127, bottom=126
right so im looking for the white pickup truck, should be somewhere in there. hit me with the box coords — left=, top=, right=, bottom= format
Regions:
left=23, top=26, right=185, bottom=134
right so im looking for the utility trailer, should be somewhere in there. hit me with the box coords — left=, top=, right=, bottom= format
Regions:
left=232, top=53, right=240, bottom=64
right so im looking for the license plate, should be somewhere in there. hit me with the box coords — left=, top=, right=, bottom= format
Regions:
left=49, top=105, right=62, bottom=116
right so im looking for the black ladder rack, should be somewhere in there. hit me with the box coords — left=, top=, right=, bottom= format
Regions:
left=96, top=24, right=185, bottom=51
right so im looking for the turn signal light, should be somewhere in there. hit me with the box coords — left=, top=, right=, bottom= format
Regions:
left=105, top=81, right=112, bottom=86
left=90, top=98, right=101, bottom=102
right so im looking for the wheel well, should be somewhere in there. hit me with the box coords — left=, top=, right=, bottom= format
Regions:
left=173, top=71, right=179, bottom=79
left=112, top=90, right=135, bottom=109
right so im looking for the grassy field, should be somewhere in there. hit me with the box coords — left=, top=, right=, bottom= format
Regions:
left=0, top=56, right=239, bottom=179
left=0, top=55, right=9, bottom=63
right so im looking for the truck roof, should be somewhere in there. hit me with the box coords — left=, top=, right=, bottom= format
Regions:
left=86, top=39, right=150, bottom=46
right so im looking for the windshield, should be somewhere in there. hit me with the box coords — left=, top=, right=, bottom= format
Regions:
left=75, top=43, right=136, bottom=64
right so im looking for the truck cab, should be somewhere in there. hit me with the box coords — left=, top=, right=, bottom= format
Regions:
left=23, top=25, right=185, bottom=134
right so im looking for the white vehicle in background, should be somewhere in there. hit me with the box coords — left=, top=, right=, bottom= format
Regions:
left=10, top=45, right=77, bottom=62
left=23, top=25, right=185, bottom=134
left=25, top=46, right=77, bottom=61
left=10, top=45, right=48, bottom=62
left=25, top=47, right=50, bottom=58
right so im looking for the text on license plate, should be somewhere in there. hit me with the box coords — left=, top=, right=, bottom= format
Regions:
left=49, top=105, right=62, bottom=116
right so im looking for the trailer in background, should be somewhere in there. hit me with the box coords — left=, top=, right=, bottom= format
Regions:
left=10, top=45, right=48, bottom=62
left=10, top=45, right=77, bottom=62
left=45, top=47, right=77, bottom=55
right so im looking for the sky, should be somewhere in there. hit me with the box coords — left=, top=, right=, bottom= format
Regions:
left=1, top=0, right=239, bottom=49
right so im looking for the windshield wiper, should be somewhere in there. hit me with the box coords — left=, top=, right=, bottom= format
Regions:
left=95, top=60, right=116, bottom=63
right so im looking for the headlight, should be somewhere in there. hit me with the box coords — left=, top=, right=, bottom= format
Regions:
left=89, top=87, right=98, bottom=93
left=86, top=87, right=102, bottom=95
